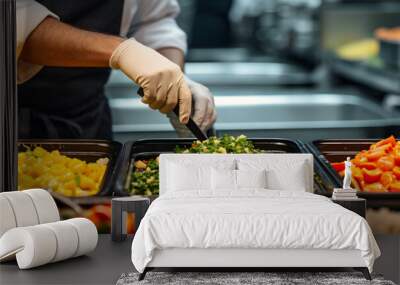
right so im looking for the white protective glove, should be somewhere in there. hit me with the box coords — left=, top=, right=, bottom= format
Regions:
left=109, top=38, right=192, bottom=124
left=168, top=77, right=217, bottom=137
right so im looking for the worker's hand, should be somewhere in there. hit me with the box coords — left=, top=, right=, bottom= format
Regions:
left=168, top=77, right=217, bottom=137
left=109, top=38, right=191, bottom=124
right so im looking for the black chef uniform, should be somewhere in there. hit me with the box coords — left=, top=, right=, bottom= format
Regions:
left=18, top=0, right=124, bottom=140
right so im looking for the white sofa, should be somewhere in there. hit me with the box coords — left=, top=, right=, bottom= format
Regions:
left=0, top=189, right=98, bottom=269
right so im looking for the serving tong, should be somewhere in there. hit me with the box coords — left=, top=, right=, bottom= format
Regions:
left=137, top=87, right=208, bottom=141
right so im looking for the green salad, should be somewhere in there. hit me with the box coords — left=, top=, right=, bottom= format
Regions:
left=130, top=158, right=159, bottom=196
left=128, top=135, right=260, bottom=196
left=175, top=135, right=260, bottom=154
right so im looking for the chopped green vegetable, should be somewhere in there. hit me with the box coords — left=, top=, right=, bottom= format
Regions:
left=129, top=135, right=260, bottom=196
left=175, top=135, right=259, bottom=154
left=130, top=158, right=159, bottom=195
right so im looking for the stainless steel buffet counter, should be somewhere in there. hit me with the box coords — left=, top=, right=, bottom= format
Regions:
left=106, top=65, right=399, bottom=142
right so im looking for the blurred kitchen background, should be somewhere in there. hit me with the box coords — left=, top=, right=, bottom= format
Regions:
left=106, top=0, right=400, bottom=143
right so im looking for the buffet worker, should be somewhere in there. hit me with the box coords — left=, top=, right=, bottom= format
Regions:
left=16, top=0, right=217, bottom=139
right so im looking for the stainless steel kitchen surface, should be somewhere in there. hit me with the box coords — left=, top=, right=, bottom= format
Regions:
left=185, top=62, right=312, bottom=86
left=186, top=48, right=287, bottom=63
left=107, top=61, right=313, bottom=88
left=106, top=70, right=399, bottom=143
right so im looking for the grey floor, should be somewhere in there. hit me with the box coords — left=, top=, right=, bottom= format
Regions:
left=1, top=235, right=399, bottom=285
left=0, top=235, right=134, bottom=285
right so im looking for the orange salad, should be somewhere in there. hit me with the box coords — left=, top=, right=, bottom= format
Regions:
left=331, top=136, right=400, bottom=193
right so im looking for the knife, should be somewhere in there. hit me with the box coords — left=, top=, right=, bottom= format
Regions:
left=137, top=87, right=208, bottom=141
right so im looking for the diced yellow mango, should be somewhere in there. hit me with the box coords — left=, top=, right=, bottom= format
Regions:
left=79, top=175, right=96, bottom=191
left=18, top=147, right=108, bottom=197
left=135, top=160, right=147, bottom=169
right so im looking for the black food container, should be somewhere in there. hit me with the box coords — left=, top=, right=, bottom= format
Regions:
left=17, top=140, right=123, bottom=197
left=308, top=139, right=400, bottom=209
left=114, top=138, right=335, bottom=197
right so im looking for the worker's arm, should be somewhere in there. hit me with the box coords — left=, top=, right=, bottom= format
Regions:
left=157, top=47, right=185, bottom=70
left=157, top=47, right=217, bottom=134
left=20, top=17, right=123, bottom=67
left=16, top=0, right=59, bottom=83
left=19, top=17, right=191, bottom=123
left=127, top=0, right=216, bottom=133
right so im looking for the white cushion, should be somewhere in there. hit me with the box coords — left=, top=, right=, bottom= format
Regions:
left=266, top=163, right=308, bottom=191
left=24, top=189, right=60, bottom=224
left=212, top=168, right=237, bottom=190
left=0, top=189, right=60, bottom=238
left=0, top=196, right=17, bottom=237
left=211, top=169, right=268, bottom=190
left=167, top=162, right=212, bottom=191
left=0, top=226, right=57, bottom=269
left=0, top=189, right=97, bottom=269
left=161, top=154, right=236, bottom=194
left=236, top=154, right=313, bottom=192
left=65, top=218, right=98, bottom=257
left=0, top=218, right=97, bottom=269
left=42, top=221, right=79, bottom=262
left=0, top=191, right=39, bottom=227
left=236, top=169, right=267, bottom=189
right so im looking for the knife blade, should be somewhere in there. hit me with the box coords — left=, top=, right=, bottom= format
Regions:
left=137, top=87, right=208, bottom=141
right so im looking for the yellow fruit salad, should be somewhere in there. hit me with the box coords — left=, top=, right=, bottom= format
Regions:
left=18, top=146, right=108, bottom=197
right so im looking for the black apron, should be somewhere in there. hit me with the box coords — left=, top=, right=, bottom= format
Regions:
left=18, top=0, right=124, bottom=140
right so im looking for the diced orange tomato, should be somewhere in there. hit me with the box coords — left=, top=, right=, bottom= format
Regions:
left=377, top=156, right=395, bottom=171
left=375, top=135, right=396, bottom=147
left=372, top=143, right=393, bottom=153
left=363, top=182, right=386, bottom=193
left=331, top=162, right=345, bottom=172
left=352, top=178, right=362, bottom=191
left=365, top=149, right=386, bottom=161
left=393, top=149, right=400, bottom=166
left=389, top=182, right=400, bottom=192
left=359, top=180, right=366, bottom=191
left=351, top=166, right=363, bottom=181
left=380, top=172, right=394, bottom=187
left=393, top=167, right=400, bottom=179
left=354, top=161, right=377, bottom=170
left=354, top=154, right=367, bottom=163
left=362, top=168, right=382, bottom=183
